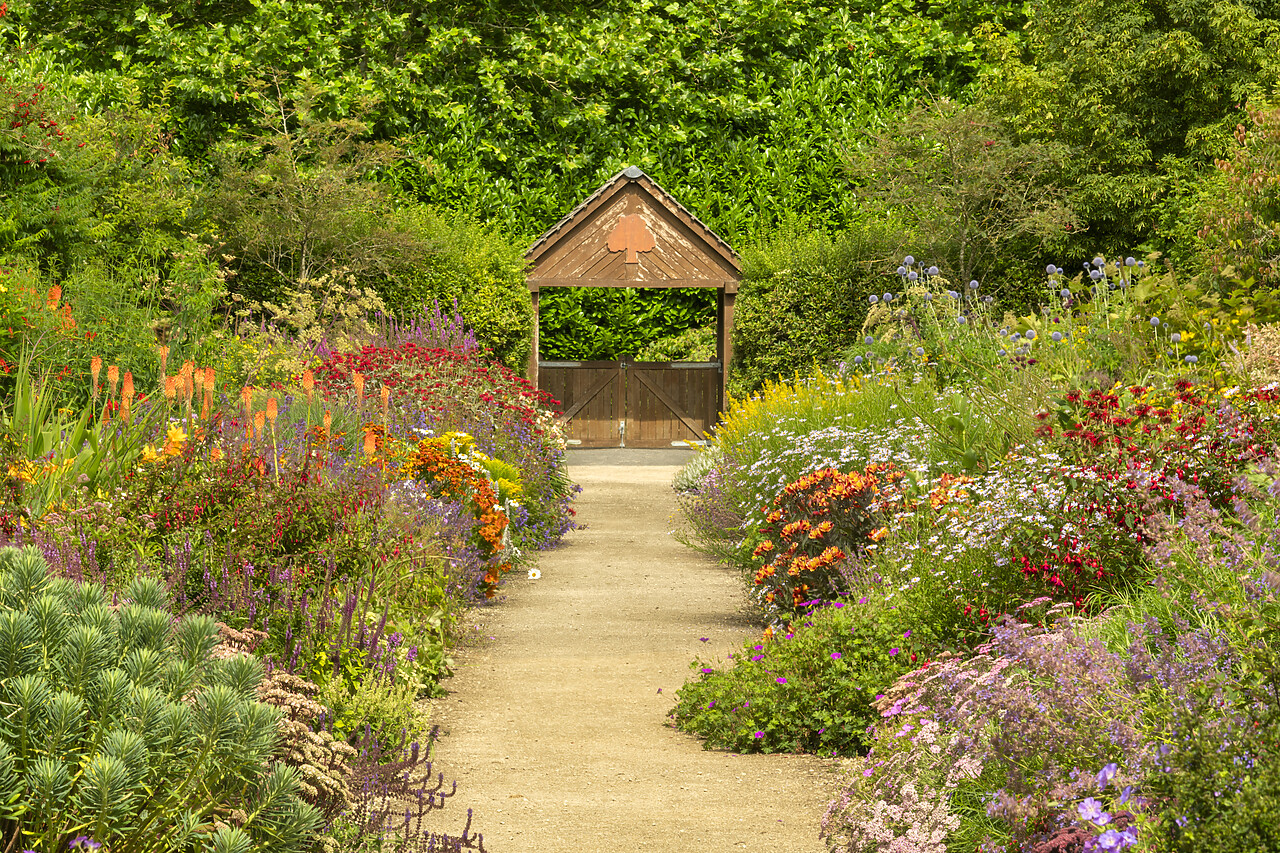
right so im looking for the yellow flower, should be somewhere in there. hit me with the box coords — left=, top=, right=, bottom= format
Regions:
left=141, top=445, right=162, bottom=464
left=5, top=462, right=34, bottom=484
left=162, top=425, right=188, bottom=457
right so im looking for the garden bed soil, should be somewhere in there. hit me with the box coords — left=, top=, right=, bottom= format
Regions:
left=419, top=451, right=834, bottom=852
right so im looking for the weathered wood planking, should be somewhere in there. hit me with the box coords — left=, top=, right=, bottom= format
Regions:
left=525, top=166, right=742, bottom=426
left=540, top=361, right=717, bottom=448
left=538, top=362, right=622, bottom=448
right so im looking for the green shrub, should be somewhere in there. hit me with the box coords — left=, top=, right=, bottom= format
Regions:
left=536, top=287, right=716, bottom=361
left=669, top=592, right=945, bottom=755
left=0, top=545, right=320, bottom=853
left=634, top=324, right=717, bottom=362
left=379, top=209, right=533, bottom=371
left=730, top=222, right=906, bottom=397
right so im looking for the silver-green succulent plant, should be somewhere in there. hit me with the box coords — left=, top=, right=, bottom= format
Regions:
left=0, top=546, right=321, bottom=853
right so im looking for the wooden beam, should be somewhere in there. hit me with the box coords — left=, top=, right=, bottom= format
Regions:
left=720, top=289, right=735, bottom=413
left=528, top=277, right=731, bottom=289
left=528, top=289, right=540, bottom=388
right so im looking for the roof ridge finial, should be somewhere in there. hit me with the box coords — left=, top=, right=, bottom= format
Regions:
left=622, top=165, right=644, bottom=179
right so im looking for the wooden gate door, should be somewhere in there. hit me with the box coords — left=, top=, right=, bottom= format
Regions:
left=539, top=361, right=718, bottom=448
left=538, top=361, right=624, bottom=447
left=623, top=362, right=718, bottom=448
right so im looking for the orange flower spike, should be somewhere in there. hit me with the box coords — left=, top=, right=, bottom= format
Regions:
left=363, top=429, right=377, bottom=458
left=90, top=356, right=102, bottom=400
left=253, top=410, right=265, bottom=438
left=265, top=396, right=279, bottom=424
left=157, top=344, right=169, bottom=381
left=163, top=375, right=177, bottom=403
left=301, top=369, right=315, bottom=403
left=381, top=386, right=390, bottom=424
left=121, top=372, right=135, bottom=422
left=353, top=372, right=365, bottom=401
left=46, top=285, right=61, bottom=310
left=106, top=364, right=119, bottom=397
left=241, top=385, right=253, bottom=417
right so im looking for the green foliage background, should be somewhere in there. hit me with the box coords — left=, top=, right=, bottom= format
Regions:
left=4, top=0, right=1280, bottom=386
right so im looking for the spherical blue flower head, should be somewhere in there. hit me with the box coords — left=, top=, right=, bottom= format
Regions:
left=1011, top=331, right=1022, bottom=340
left=1083, top=262, right=1091, bottom=271
left=907, top=271, right=919, bottom=282
left=957, top=315, right=968, bottom=325
left=1052, top=331, right=1063, bottom=341
left=866, top=351, right=874, bottom=361
left=923, top=293, right=933, bottom=301
left=999, top=328, right=1008, bottom=336
left=865, top=336, right=875, bottom=345
left=904, top=255, right=915, bottom=266
left=1025, top=329, right=1037, bottom=340
left=883, top=292, right=893, bottom=303
left=1046, top=264, right=1059, bottom=275
left=915, top=347, right=924, bottom=356
left=1185, top=355, right=1198, bottom=364
left=869, top=294, right=879, bottom=303
left=1061, top=288, right=1072, bottom=299
left=998, top=349, right=1007, bottom=356
left=948, top=290, right=958, bottom=300
left=928, top=265, right=940, bottom=276
left=1125, top=256, right=1137, bottom=266
left=897, top=265, right=907, bottom=276
left=1137, top=260, right=1145, bottom=267
left=983, top=295, right=994, bottom=304
left=968, top=279, right=979, bottom=289
left=1150, top=316, right=1160, bottom=327
left=1092, top=256, right=1105, bottom=267
left=1171, top=332, right=1181, bottom=343
left=853, top=355, right=863, bottom=364
left=1089, top=269, right=1103, bottom=281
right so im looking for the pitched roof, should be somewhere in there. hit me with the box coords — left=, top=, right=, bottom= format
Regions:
left=525, top=166, right=741, bottom=274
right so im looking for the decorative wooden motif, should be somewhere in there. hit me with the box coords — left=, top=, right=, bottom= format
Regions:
left=526, top=166, right=741, bottom=290
left=526, top=166, right=741, bottom=443
left=607, top=214, right=655, bottom=264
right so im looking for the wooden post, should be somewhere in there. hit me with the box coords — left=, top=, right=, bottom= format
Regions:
left=717, top=285, right=736, bottom=414
left=528, top=285, right=540, bottom=389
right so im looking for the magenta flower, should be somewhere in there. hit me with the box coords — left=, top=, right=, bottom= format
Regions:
left=889, top=647, right=899, bottom=656
left=831, top=652, right=842, bottom=660
left=753, top=731, right=764, bottom=739
left=776, top=676, right=787, bottom=684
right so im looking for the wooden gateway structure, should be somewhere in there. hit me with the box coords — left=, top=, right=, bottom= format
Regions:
left=525, top=166, right=742, bottom=448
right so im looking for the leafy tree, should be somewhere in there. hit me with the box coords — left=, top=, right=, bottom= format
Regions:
left=208, top=83, right=422, bottom=291
left=849, top=98, right=1074, bottom=298
left=978, top=0, right=1280, bottom=262
left=10, top=0, right=1021, bottom=241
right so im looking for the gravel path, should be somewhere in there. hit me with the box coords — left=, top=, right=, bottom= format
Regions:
left=421, top=453, right=835, bottom=852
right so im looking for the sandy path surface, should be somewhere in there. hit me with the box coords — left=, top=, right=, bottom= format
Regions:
left=421, top=455, right=835, bottom=852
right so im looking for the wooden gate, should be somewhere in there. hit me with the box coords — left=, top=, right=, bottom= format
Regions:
left=539, top=360, right=719, bottom=448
